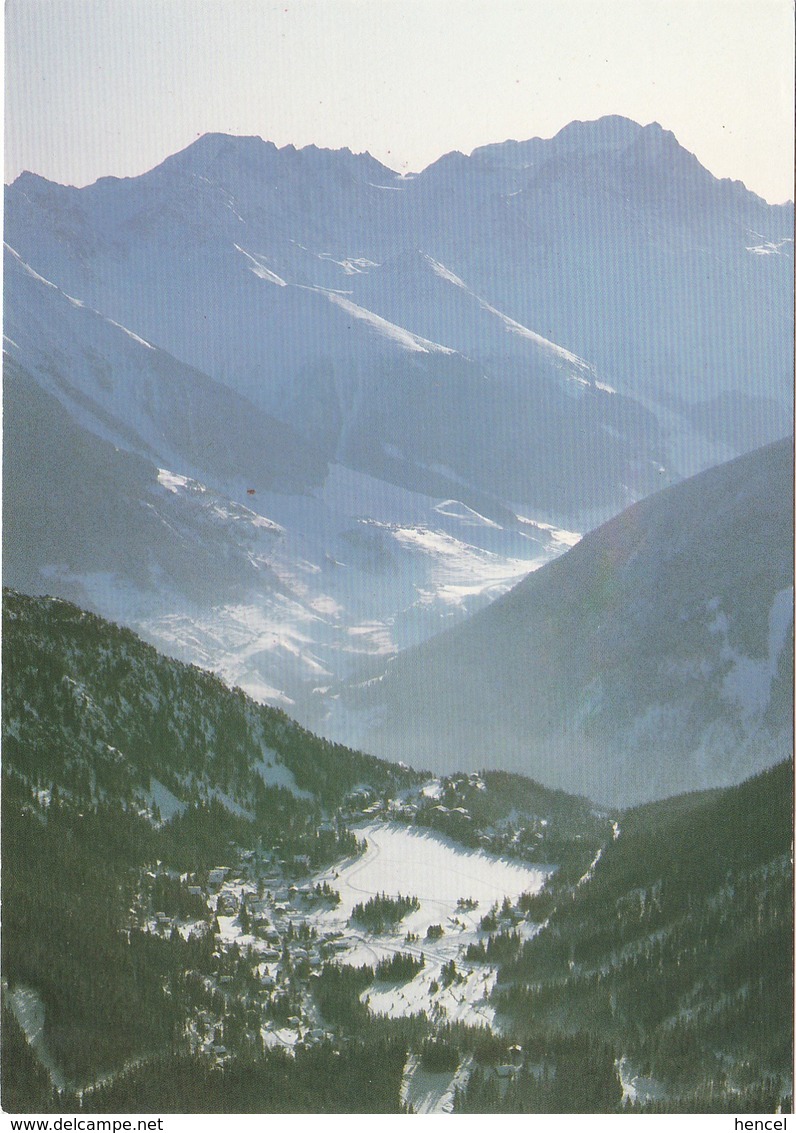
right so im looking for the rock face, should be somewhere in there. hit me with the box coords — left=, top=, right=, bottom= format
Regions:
left=352, top=439, right=794, bottom=807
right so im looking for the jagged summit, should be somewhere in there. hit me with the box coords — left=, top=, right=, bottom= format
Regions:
left=149, top=130, right=398, bottom=188
left=469, top=114, right=645, bottom=165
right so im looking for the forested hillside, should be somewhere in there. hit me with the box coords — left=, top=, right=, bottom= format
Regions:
left=458, top=762, right=793, bottom=1112
left=3, top=588, right=421, bottom=812
left=2, top=591, right=791, bottom=1113
left=2, top=590, right=605, bottom=1111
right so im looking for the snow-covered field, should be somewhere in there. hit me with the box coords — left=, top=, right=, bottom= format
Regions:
left=172, top=819, right=557, bottom=1078
left=321, top=822, right=551, bottom=923
left=308, top=823, right=554, bottom=1029
left=132, top=463, right=577, bottom=738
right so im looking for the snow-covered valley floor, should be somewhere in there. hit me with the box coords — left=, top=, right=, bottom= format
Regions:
left=208, top=822, right=554, bottom=1043
left=309, top=822, right=552, bottom=1027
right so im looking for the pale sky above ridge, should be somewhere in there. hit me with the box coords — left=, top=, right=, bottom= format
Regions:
left=4, top=0, right=794, bottom=203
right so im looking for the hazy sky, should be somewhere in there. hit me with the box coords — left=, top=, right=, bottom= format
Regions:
left=4, top=0, right=794, bottom=202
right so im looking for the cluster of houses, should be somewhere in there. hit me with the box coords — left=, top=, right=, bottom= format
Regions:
left=141, top=849, right=358, bottom=1059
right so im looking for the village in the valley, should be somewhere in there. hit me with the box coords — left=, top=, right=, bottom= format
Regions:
left=132, top=777, right=564, bottom=1109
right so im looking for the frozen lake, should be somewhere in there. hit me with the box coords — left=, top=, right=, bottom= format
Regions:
left=309, top=822, right=555, bottom=1028
left=328, top=821, right=552, bottom=921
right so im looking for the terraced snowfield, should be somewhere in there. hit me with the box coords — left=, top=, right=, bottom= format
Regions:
left=309, top=823, right=554, bottom=1028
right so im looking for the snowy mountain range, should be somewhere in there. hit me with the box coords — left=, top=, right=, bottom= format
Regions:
left=3, top=114, right=793, bottom=799
left=2, top=245, right=577, bottom=708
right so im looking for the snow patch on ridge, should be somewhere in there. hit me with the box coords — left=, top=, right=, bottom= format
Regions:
left=234, top=244, right=288, bottom=286
left=319, top=290, right=456, bottom=355
left=433, top=500, right=501, bottom=529
left=516, top=515, right=581, bottom=549
left=157, top=469, right=191, bottom=493
left=318, top=253, right=380, bottom=275
left=421, top=251, right=599, bottom=381
left=745, top=237, right=793, bottom=257
left=6, top=243, right=155, bottom=347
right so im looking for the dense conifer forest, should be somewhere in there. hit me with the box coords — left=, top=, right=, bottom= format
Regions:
left=2, top=591, right=792, bottom=1113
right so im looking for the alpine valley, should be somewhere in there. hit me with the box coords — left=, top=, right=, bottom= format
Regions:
left=2, top=116, right=793, bottom=1114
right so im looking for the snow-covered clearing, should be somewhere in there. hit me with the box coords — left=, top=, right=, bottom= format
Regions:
left=709, top=587, right=793, bottom=719
left=617, top=1056, right=666, bottom=1105
left=308, top=823, right=553, bottom=1028
left=4, top=984, right=69, bottom=1092
left=400, top=1051, right=473, bottom=1114
left=327, top=823, right=551, bottom=919
left=252, top=754, right=313, bottom=799
left=145, top=777, right=186, bottom=822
